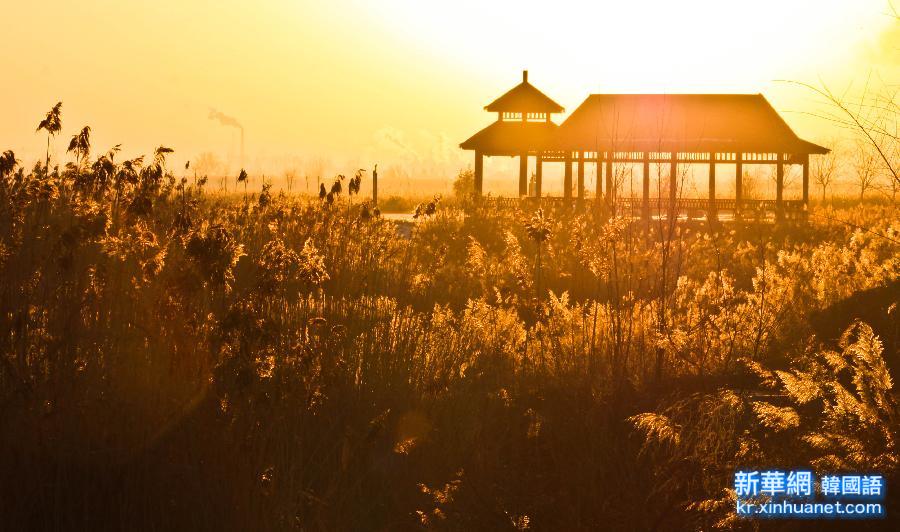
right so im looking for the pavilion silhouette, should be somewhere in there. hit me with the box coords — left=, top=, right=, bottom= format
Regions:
left=461, top=71, right=829, bottom=221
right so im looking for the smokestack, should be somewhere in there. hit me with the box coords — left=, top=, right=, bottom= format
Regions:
left=523, top=70, right=528, bottom=83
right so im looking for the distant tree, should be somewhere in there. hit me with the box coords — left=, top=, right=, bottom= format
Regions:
left=194, top=151, right=225, bottom=191
left=882, top=151, right=899, bottom=201
left=786, top=79, right=898, bottom=201
left=739, top=167, right=760, bottom=200
left=768, top=164, right=799, bottom=195
left=36, top=102, right=62, bottom=171
left=194, top=152, right=222, bottom=178
left=284, top=169, right=297, bottom=193
left=812, top=138, right=840, bottom=202
left=852, top=142, right=879, bottom=200
left=452, top=167, right=474, bottom=198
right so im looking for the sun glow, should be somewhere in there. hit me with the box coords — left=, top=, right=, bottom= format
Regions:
left=372, top=0, right=889, bottom=95
left=1, top=0, right=895, bottom=182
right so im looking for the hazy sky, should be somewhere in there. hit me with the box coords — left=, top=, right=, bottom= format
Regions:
left=2, top=0, right=897, bottom=191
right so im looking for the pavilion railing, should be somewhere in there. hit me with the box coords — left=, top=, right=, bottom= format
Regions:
left=479, top=196, right=807, bottom=220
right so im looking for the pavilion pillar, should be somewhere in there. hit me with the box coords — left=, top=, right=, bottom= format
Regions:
left=735, top=152, right=743, bottom=218
left=564, top=153, right=573, bottom=199
left=577, top=152, right=585, bottom=201
left=535, top=154, right=543, bottom=198
left=708, top=153, right=717, bottom=222
left=801, top=154, right=809, bottom=208
left=776, top=153, right=784, bottom=221
left=642, top=152, right=650, bottom=221
left=605, top=156, right=614, bottom=209
left=474, top=151, right=484, bottom=196
left=519, top=152, right=528, bottom=197
left=669, top=152, right=678, bottom=220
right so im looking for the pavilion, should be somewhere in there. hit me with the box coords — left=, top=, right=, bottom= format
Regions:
left=461, top=71, right=829, bottom=220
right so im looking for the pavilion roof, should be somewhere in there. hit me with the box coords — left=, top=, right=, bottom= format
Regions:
left=460, top=121, right=559, bottom=154
left=485, top=72, right=565, bottom=114
left=557, top=94, right=829, bottom=154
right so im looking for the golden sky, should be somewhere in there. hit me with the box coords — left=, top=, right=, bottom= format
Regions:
left=2, top=0, right=897, bottom=192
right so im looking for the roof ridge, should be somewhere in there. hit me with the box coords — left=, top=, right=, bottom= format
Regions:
left=485, top=77, right=564, bottom=113
left=587, top=93, right=765, bottom=97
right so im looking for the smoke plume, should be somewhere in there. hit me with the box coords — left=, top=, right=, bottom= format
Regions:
left=208, top=109, right=243, bottom=130
left=208, top=108, right=245, bottom=171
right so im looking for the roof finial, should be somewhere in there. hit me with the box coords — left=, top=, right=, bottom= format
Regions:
left=523, top=70, right=528, bottom=83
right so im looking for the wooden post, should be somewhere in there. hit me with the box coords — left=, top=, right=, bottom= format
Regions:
left=373, top=164, right=378, bottom=206
left=474, top=151, right=484, bottom=197
left=801, top=154, right=809, bottom=208
left=669, top=152, right=678, bottom=220
left=519, top=153, right=528, bottom=197
left=535, top=154, right=543, bottom=198
left=735, top=152, right=743, bottom=218
left=577, top=152, right=585, bottom=201
left=642, top=152, right=650, bottom=221
left=564, top=153, right=573, bottom=199
left=708, top=153, right=717, bottom=222
left=776, top=153, right=784, bottom=221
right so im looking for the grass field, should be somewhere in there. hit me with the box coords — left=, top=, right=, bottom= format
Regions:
left=0, top=146, right=898, bottom=529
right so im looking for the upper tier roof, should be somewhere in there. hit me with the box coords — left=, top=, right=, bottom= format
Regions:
left=557, top=93, right=829, bottom=154
left=485, top=71, right=565, bottom=114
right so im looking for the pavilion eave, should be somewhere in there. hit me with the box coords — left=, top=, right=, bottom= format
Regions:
left=460, top=120, right=560, bottom=154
